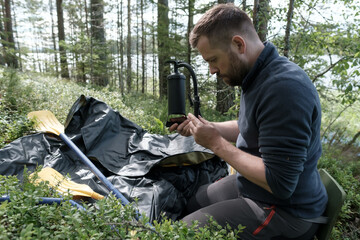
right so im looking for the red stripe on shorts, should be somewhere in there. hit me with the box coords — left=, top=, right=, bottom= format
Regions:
left=252, top=205, right=276, bottom=236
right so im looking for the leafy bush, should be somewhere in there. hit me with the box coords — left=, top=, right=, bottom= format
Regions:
left=0, top=114, right=34, bottom=148
left=318, top=147, right=360, bottom=239
left=0, top=69, right=35, bottom=148
left=0, top=69, right=32, bottom=112
left=320, top=94, right=360, bottom=149
left=0, top=167, right=242, bottom=239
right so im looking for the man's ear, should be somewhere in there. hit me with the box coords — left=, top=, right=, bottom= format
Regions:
left=232, top=35, right=246, bottom=54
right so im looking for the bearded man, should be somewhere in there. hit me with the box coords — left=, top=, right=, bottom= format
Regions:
left=170, top=4, right=328, bottom=240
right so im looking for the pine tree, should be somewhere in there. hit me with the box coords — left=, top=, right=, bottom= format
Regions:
left=56, top=0, right=69, bottom=78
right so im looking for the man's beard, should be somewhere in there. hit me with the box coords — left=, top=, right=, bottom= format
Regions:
left=217, top=52, right=250, bottom=87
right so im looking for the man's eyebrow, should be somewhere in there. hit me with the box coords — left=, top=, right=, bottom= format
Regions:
left=203, top=56, right=214, bottom=62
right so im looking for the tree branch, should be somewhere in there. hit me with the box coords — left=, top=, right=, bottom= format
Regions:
left=312, top=57, right=346, bottom=83
left=321, top=102, right=353, bottom=139
left=343, top=131, right=360, bottom=152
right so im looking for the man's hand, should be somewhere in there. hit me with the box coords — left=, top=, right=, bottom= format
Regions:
left=187, top=113, right=222, bottom=150
left=186, top=114, right=271, bottom=193
left=168, top=118, right=192, bottom=136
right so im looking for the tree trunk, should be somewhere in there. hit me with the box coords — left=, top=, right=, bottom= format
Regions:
left=90, top=0, right=108, bottom=86
left=152, top=3, right=156, bottom=96
left=117, top=0, right=124, bottom=94
left=11, top=0, right=21, bottom=70
left=140, top=0, right=146, bottom=94
left=157, top=0, right=169, bottom=99
left=186, top=0, right=194, bottom=99
left=343, top=131, right=360, bottom=152
left=3, top=0, right=18, bottom=68
left=136, top=1, right=139, bottom=92
left=253, top=0, right=270, bottom=42
left=84, top=0, right=89, bottom=36
left=284, top=0, right=295, bottom=57
left=49, top=0, right=59, bottom=76
left=216, top=0, right=235, bottom=114
left=242, top=0, right=246, bottom=11
left=126, top=0, right=132, bottom=92
left=0, top=6, right=5, bottom=66
left=84, top=0, right=91, bottom=83
left=35, top=43, right=42, bottom=72
left=56, top=0, right=69, bottom=78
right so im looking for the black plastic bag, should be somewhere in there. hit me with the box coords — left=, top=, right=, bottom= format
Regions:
left=0, top=95, right=228, bottom=221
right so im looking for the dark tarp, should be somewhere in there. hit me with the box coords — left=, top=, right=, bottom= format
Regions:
left=0, top=95, right=228, bottom=221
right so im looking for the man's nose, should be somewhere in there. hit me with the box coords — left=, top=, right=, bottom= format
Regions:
left=209, top=65, right=219, bottom=75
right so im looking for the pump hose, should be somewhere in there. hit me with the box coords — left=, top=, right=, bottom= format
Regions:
left=177, top=62, right=201, bottom=117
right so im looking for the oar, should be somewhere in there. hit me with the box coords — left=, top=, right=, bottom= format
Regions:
left=30, top=167, right=104, bottom=200
left=0, top=195, right=86, bottom=211
left=28, top=110, right=130, bottom=206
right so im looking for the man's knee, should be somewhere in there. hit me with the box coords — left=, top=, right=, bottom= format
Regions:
left=181, top=209, right=211, bottom=228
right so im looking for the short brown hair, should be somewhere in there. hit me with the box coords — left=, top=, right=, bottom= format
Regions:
left=190, top=3, right=257, bottom=49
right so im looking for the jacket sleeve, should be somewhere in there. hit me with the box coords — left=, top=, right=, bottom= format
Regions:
left=256, top=74, right=317, bottom=199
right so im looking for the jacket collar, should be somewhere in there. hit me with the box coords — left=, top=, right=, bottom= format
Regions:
left=241, top=42, right=279, bottom=93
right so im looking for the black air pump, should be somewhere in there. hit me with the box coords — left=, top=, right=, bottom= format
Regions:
left=166, top=60, right=201, bottom=127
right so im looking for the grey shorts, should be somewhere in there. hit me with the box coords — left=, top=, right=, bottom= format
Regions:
left=181, top=174, right=318, bottom=240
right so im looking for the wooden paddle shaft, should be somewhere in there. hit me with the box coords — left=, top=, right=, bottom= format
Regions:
left=59, top=133, right=130, bottom=206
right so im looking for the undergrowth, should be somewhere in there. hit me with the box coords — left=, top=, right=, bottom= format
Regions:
left=1, top=67, right=359, bottom=239
left=0, top=68, right=169, bottom=148
left=0, top=167, right=243, bottom=239
left=318, top=147, right=360, bottom=239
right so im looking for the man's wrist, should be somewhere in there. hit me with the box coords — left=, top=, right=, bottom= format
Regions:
left=211, top=136, right=228, bottom=156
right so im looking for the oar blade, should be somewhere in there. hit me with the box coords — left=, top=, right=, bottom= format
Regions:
left=28, top=110, right=64, bottom=136
left=28, top=110, right=130, bottom=206
left=31, top=167, right=104, bottom=200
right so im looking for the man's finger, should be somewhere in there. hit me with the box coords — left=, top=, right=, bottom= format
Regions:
left=178, top=119, right=190, bottom=131
left=198, top=115, right=208, bottom=124
left=183, top=121, right=191, bottom=132
left=188, top=121, right=195, bottom=135
left=169, top=123, right=179, bottom=132
left=187, top=120, right=195, bottom=128
left=187, top=113, right=202, bottom=126
left=187, top=113, right=195, bottom=120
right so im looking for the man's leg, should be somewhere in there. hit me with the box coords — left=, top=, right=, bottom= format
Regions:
left=184, top=174, right=240, bottom=215
left=181, top=174, right=317, bottom=240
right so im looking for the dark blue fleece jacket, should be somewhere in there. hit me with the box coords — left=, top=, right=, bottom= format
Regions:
left=236, top=42, right=328, bottom=218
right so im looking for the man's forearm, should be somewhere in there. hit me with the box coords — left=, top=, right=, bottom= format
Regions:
left=212, top=120, right=239, bottom=143
left=212, top=137, right=272, bottom=193
left=186, top=114, right=271, bottom=193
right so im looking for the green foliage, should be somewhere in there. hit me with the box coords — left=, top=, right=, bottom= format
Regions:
left=0, top=69, right=35, bottom=148
left=271, top=1, right=360, bottom=106
left=0, top=114, right=34, bottom=149
left=121, top=92, right=169, bottom=134
left=320, top=93, right=360, bottom=149
left=0, top=69, right=32, bottom=113
left=0, top=167, right=242, bottom=239
left=318, top=147, right=360, bottom=239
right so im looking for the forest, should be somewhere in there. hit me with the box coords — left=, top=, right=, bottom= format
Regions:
left=0, top=0, right=359, bottom=239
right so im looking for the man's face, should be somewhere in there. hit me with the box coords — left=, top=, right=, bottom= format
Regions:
left=197, top=36, right=250, bottom=87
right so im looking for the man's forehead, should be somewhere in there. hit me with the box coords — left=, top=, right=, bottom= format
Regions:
left=197, top=36, right=218, bottom=61
left=196, top=36, right=211, bottom=51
